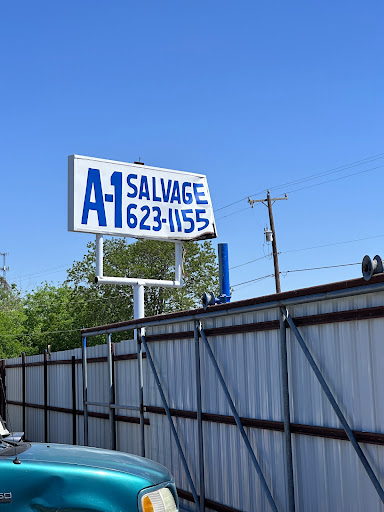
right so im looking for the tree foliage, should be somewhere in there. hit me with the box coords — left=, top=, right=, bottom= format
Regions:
left=0, top=280, right=27, bottom=358
left=67, top=238, right=219, bottom=316
left=0, top=239, right=219, bottom=357
left=23, top=284, right=78, bottom=354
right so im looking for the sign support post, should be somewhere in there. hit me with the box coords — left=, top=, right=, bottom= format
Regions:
left=68, top=154, right=217, bottom=461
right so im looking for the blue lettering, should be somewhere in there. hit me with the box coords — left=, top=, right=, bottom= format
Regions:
left=127, top=174, right=138, bottom=198
left=196, top=209, right=209, bottom=231
left=193, top=183, right=208, bottom=204
left=182, top=209, right=194, bottom=233
left=152, top=177, right=161, bottom=202
left=139, top=176, right=150, bottom=200
left=161, top=179, right=172, bottom=202
left=182, top=182, right=193, bottom=204
left=81, top=168, right=107, bottom=226
left=170, top=181, right=181, bottom=204
left=140, top=206, right=151, bottom=230
left=110, top=171, right=122, bottom=228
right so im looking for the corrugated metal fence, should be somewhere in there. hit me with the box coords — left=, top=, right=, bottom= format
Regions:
left=4, top=275, right=384, bottom=512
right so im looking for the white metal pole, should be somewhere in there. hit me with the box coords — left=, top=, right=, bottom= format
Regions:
left=107, top=333, right=116, bottom=450
left=134, top=283, right=145, bottom=457
left=95, top=241, right=183, bottom=287
left=133, top=283, right=145, bottom=322
left=94, top=242, right=184, bottom=458
left=95, top=234, right=103, bottom=278
left=175, top=242, right=183, bottom=286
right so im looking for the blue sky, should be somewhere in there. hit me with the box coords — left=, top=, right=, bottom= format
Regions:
left=1, top=1, right=384, bottom=301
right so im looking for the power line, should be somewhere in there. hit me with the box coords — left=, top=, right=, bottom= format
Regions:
left=9, top=265, right=68, bottom=279
left=232, top=274, right=275, bottom=288
left=216, top=162, right=384, bottom=224
left=215, top=206, right=249, bottom=221
left=228, top=233, right=384, bottom=272
left=214, top=151, right=384, bottom=213
left=281, top=262, right=359, bottom=275
left=232, top=262, right=360, bottom=288
left=0, top=291, right=130, bottom=312
left=283, top=163, right=384, bottom=196
left=230, top=254, right=271, bottom=270
left=10, top=264, right=69, bottom=280
left=0, top=327, right=82, bottom=339
left=262, top=153, right=384, bottom=196
left=281, top=234, right=384, bottom=254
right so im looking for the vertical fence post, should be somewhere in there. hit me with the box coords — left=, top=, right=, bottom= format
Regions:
left=194, top=321, right=205, bottom=512
left=22, top=352, right=26, bottom=437
left=82, top=336, right=89, bottom=446
left=137, top=329, right=145, bottom=458
left=111, top=342, right=117, bottom=450
left=107, top=334, right=116, bottom=450
left=0, top=360, right=6, bottom=422
left=141, top=335, right=200, bottom=509
left=198, top=325, right=278, bottom=512
left=44, top=350, right=48, bottom=443
left=280, top=314, right=295, bottom=512
left=72, top=355, right=77, bottom=445
left=282, top=306, right=384, bottom=504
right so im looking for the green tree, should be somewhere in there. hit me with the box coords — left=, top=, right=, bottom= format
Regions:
left=66, top=238, right=219, bottom=321
left=23, top=283, right=80, bottom=354
left=0, top=279, right=27, bottom=358
left=14, top=238, right=219, bottom=354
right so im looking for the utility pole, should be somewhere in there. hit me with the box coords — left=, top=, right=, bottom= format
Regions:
left=0, top=253, right=9, bottom=282
left=248, top=191, right=288, bottom=293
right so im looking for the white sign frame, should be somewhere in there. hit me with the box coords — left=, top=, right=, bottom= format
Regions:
left=68, top=155, right=217, bottom=242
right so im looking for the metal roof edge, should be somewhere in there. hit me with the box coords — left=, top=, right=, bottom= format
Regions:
left=81, top=273, right=384, bottom=336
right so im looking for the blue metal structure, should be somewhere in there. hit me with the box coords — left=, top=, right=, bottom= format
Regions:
left=202, top=243, right=231, bottom=309
left=218, top=243, right=231, bottom=303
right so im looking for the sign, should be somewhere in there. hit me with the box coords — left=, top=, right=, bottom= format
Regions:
left=68, top=155, right=217, bottom=241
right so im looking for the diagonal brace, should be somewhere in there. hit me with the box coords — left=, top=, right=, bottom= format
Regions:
left=198, top=325, right=279, bottom=512
left=141, top=335, right=200, bottom=508
left=282, top=306, right=384, bottom=504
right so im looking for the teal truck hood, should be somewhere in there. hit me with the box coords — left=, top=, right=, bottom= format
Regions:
left=19, top=443, right=172, bottom=484
left=0, top=443, right=176, bottom=511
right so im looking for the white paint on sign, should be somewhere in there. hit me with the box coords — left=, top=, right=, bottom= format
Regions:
left=68, top=155, right=217, bottom=241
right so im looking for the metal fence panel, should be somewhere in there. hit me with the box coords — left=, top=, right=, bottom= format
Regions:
left=48, top=411, right=73, bottom=445
left=3, top=286, right=384, bottom=511
left=293, top=435, right=384, bottom=512
left=144, top=317, right=287, bottom=511
left=5, top=366, right=21, bottom=402
left=287, top=316, right=384, bottom=432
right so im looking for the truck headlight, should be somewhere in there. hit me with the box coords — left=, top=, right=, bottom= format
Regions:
left=141, top=487, right=178, bottom=512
